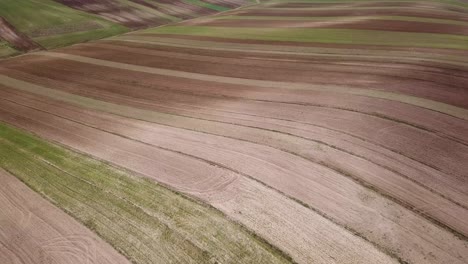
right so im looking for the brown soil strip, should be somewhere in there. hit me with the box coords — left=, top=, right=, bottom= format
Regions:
left=0, top=168, right=131, bottom=264
left=3, top=60, right=467, bottom=193
left=101, top=38, right=468, bottom=71
left=135, top=33, right=468, bottom=57
left=36, top=51, right=468, bottom=122
left=62, top=42, right=468, bottom=108
left=4, top=61, right=468, bottom=204
left=4, top=60, right=468, bottom=207
left=0, top=17, right=41, bottom=51
left=3, top=56, right=468, bottom=179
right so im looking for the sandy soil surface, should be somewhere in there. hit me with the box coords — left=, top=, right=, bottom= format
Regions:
left=0, top=168, right=131, bottom=264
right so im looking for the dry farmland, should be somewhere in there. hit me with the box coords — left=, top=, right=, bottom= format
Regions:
left=1, top=0, right=468, bottom=263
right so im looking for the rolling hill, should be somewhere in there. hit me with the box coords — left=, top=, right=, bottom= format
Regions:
left=1, top=0, right=468, bottom=264
left=0, top=0, right=253, bottom=57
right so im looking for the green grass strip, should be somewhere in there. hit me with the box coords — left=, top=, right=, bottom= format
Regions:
left=183, top=0, right=230, bottom=11
left=267, top=0, right=468, bottom=10
left=217, top=15, right=468, bottom=26
left=0, top=0, right=121, bottom=34
left=142, top=26, right=468, bottom=50
left=0, top=122, right=291, bottom=264
left=34, top=25, right=128, bottom=49
left=0, top=41, right=20, bottom=58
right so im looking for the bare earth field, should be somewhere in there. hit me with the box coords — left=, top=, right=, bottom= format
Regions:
left=1, top=1, right=468, bottom=264
left=0, top=168, right=130, bottom=264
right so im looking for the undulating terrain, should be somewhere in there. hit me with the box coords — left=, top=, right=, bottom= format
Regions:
left=1, top=0, right=468, bottom=263
left=0, top=0, right=252, bottom=56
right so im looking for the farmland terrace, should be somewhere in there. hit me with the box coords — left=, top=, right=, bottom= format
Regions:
left=1, top=0, right=468, bottom=264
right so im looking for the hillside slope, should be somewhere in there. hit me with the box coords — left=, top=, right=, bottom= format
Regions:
left=0, top=0, right=252, bottom=58
left=1, top=0, right=468, bottom=263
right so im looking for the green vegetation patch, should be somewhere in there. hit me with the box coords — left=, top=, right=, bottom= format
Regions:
left=0, top=0, right=117, bottom=33
left=0, top=41, right=20, bottom=58
left=267, top=0, right=468, bottom=10
left=0, top=0, right=128, bottom=48
left=183, top=0, right=230, bottom=11
left=218, top=15, right=468, bottom=26
left=34, top=25, right=128, bottom=49
left=142, top=26, right=468, bottom=50
left=0, top=122, right=291, bottom=264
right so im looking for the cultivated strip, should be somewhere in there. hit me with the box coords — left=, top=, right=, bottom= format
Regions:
left=33, top=53, right=468, bottom=121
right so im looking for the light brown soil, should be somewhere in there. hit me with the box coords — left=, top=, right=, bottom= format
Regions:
left=2, top=55, right=468, bottom=181
left=0, top=87, right=400, bottom=264
left=0, top=85, right=467, bottom=264
left=0, top=168, right=131, bottom=264
left=1, top=3, right=468, bottom=262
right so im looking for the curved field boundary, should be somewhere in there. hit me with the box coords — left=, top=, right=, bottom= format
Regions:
left=0, top=168, right=131, bottom=264
left=4, top=60, right=467, bottom=206
left=0, top=122, right=293, bottom=264
left=35, top=52, right=468, bottom=121
left=0, top=77, right=467, bottom=264
left=0, top=93, right=401, bottom=264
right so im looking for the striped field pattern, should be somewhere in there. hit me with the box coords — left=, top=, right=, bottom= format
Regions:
left=1, top=0, right=468, bottom=263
